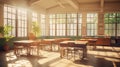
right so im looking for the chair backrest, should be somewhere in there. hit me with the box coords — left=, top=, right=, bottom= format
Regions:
left=28, top=32, right=36, bottom=40
left=68, top=42, right=75, bottom=47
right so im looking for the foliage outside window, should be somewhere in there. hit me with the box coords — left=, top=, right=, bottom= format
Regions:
left=104, top=13, right=120, bottom=36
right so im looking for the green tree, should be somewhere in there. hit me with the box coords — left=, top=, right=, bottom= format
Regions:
left=32, top=22, right=41, bottom=37
left=0, top=25, right=13, bottom=41
left=3, top=25, right=13, bottom=41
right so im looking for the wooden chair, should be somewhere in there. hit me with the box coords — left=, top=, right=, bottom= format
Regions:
left=28, top=33, right=41, bottom=56
left=39, top=40, right=52, bottom=51
left=53, top=39, right=63, bottom=51
left=14, top=43, right=25, bottom=56
left=29, top=40, right=41, bottom=55
left=66, top=42, right=82, bottom=60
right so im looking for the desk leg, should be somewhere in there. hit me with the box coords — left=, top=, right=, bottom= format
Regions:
left=27, top=47, right=30, bottom=55
left=60, top=47, right=62, bottom=58
left=14, top=46, right=17, bottom=55
left=58, top=44, right=60, bottom=51
left=50, top=43, right=52, bottom=51
left=60, top=47, right=64, bottom=58
left=37, top=46, right=39, bottom=56
left=37, top=46, right=42, bottom=56
left=93, top=42, right=96, bottom=49
left=82, top=46, right=87, bottom=59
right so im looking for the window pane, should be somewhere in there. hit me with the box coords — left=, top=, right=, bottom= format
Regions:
left=104, top=13, right=117, bottom=36
left=87, top=13, right=98, bottom=36
left=17, top=8, right=27, bottom=37
left=4, top=4, right=16, bottom=37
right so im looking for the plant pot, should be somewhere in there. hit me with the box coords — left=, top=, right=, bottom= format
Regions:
left=3, top=43, right=9, bottom=51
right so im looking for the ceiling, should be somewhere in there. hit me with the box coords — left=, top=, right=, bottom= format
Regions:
left=1, top=0, right=120, bottom=13
left=30, top=0, right=68, bottom=10
left=29, top=0, right=120, bottom=10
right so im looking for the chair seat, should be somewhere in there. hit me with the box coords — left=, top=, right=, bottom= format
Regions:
left=14, top=46, right=25, bottom=56
left=65, top=47, right=82, bottom=60
left=65, top=42, right=83, bottom=60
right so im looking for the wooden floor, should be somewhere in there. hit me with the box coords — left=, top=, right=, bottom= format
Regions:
left=0, top=46, right=120, bottom=67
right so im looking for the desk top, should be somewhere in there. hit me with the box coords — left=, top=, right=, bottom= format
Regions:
left=80, top=39, right=97, bottom=41
left=14, top=40, right=35, bottom=43
left=60, top=41, right=88, bottom=45
left=43, top=39, right=55, bottom=41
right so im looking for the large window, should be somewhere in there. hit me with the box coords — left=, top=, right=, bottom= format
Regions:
left=32, top=12, right=38, bottom=22
left=117, top=13, right=120, bottom=36
left=17, top=8, right=27, bottom=37
left=67, top=14, right=77, bottom=36
left=41, top=14, right=46, bottom=36
left=87, top=13, right=98, bottom=36
left=4, top=4, right=16, bottom=36
left=49, top=14, right=66, bottom=36
left=49, top=14, right=56, bottom=36
left=104, top=13, right=120, bottom=36
left=49, top=13, right=82, bottom=36
left=4, top=4, right=28, bottom=37
left=78, top=14, right=82, bottom=36
left=56, top=14, right=66, bottom=36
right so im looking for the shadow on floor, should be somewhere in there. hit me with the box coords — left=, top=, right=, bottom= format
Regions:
left=73, top=54, right=119, bottom=67
left=0, top=51, right=8, bottom=67
left=0, top=50, right=61, bottom=67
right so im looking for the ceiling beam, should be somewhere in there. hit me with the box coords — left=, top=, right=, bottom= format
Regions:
left=46, top=0, right=65, bottom=10
left=100, top=0, right=104, bottom=12
left=46, top=5, right=58, bottom=10
left=57, top=0, right=65, bottom=8
left=30, top=0, right=41, bottom=6
left=66, top=0, right=79, bottom=10
left=30, top=4, right=45, bottom=11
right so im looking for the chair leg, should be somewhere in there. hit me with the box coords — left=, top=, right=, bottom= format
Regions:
left=67, top=50, right=69, bottom=59
left=74, top=51, right=75, bottom=60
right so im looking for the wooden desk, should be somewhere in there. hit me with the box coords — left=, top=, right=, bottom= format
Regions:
left=80, top=39, right=97, bottom=49
left=42, top=39, right=55, bottom=51
left=60, top=41, right=88, bottom=59
left=38, top=39, right=63, bottom=51
left=53, top=38, right=71, bottom=51
left=38, top=38, right=67, bottom=51
left=14, top=40, right=40, bottom=56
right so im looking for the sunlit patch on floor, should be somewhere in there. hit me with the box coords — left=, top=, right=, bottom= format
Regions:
left=8, top=59, right=32, bottom=67
left=2, top=46, right=120, bottom=67
left=6, top=52, right=17, bottom=61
